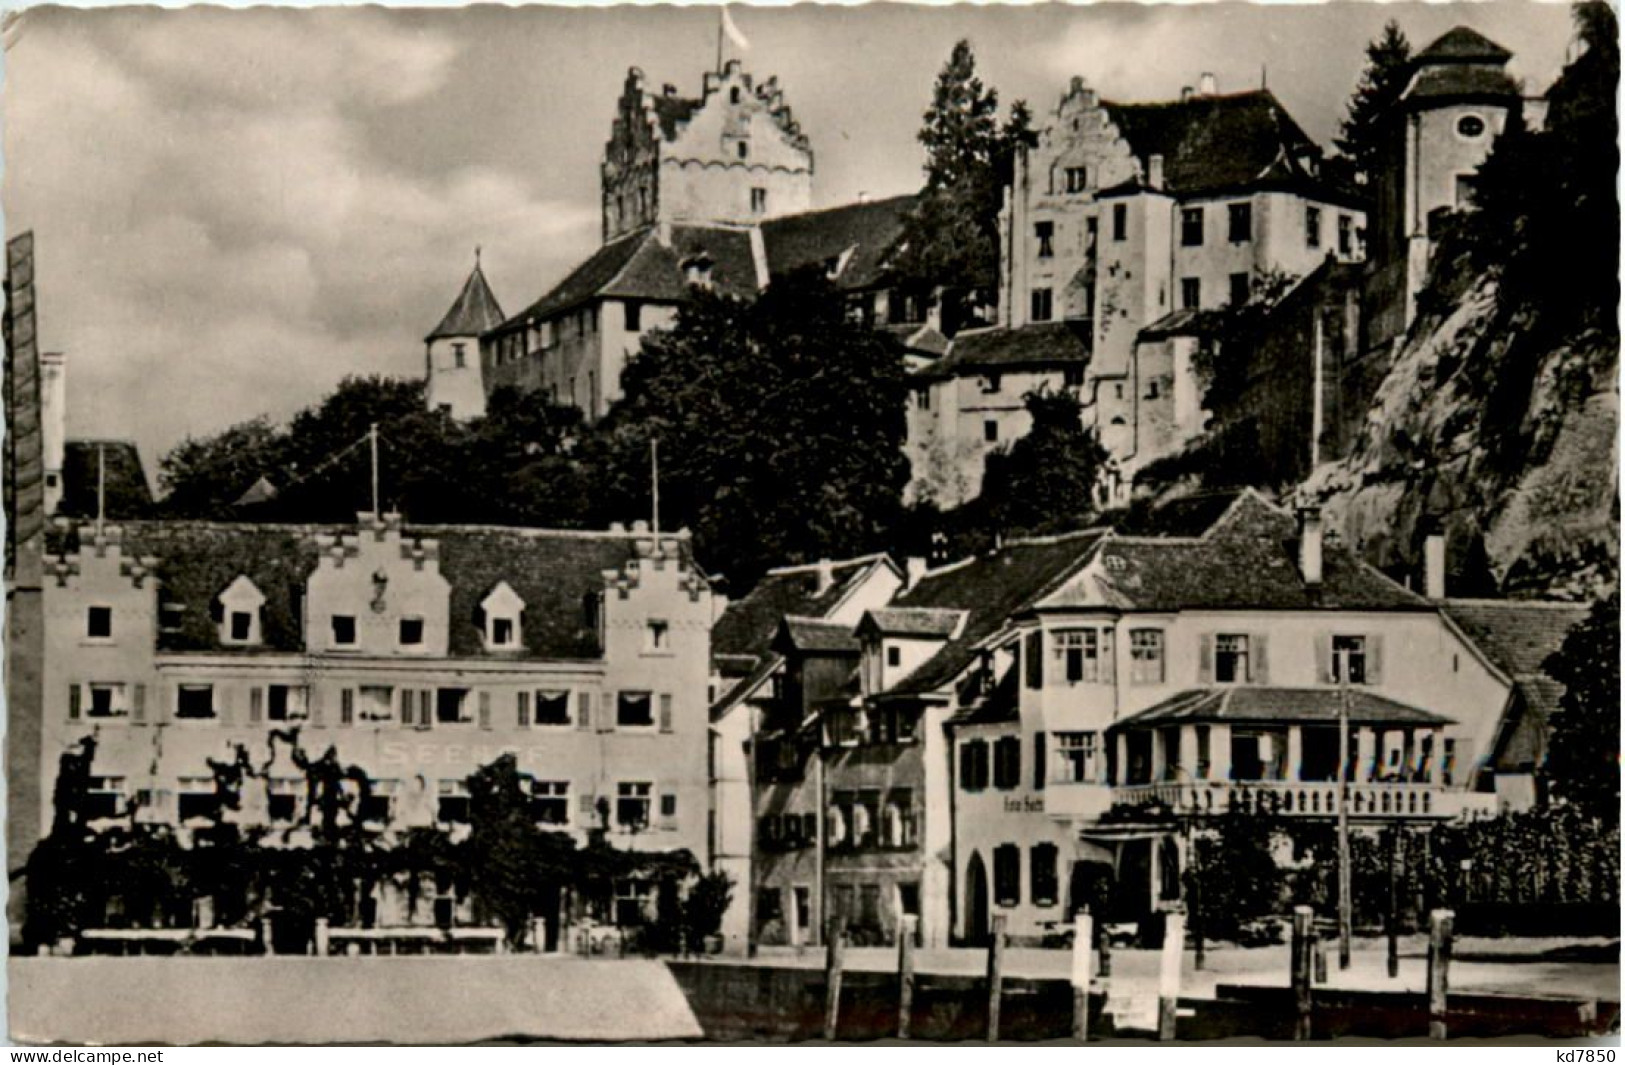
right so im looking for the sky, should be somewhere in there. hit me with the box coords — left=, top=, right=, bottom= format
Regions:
left=3, top=1, right=1577, bottom=485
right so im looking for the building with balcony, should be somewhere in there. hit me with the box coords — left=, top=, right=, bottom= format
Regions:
left=38, top=512, right=715, bottom=937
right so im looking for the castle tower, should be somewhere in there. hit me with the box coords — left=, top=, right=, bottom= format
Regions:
left=425, top=254, right=505, bottom=421
left=600, top=60, right=814, bottom=244
left=1377, top=26, right=1521, bottom=331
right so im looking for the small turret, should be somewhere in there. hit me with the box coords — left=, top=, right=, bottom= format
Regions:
left=425, top=252, right=505, bottom=421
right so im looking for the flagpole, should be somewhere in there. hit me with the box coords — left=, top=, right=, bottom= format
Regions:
left=716, top=6, right=724, bottom=73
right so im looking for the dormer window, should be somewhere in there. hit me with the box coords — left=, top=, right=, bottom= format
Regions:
left=481, top=581, right=525, bottom=652
left=683, top=254, right=715, bottom=289
left=86, top=606, right=112, bottom=641
left=218, top=575, right=265, bottom=646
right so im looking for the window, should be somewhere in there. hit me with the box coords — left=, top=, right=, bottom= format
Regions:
left=1227, top=202, right=1252, bottom=243
left=993, top=736, right=1022, bottom=790
left=176, top=684, right=216, bottom=719
left=1196, top=725, right=1211, bottom=780
left=435, top=687, right=471, bottom=724
left=1053, top=628, right=1110, bottom=683
left=1229, top=272, right=1251, bottom=307
left=1055, top=732, right=1098, bottom=783
left=490, top=617, right=515, bottom=648
left=1031, top=287, right=1054, bottom=322
left=177, top=778, right=218, bottom=823
left=914, top=388, right=931, bottom=411
left=1331, top=635, right=1368, bottom=684
left=646, top=620, right=670, bottom=653
left=983, top=420, right=998, bottom=443
left=994, top=844, right=1021, bottom=907
left=358, top=685, right=393, bottom=722
left=437, top=780, right=471, bottom=823
left=883, top=790, right=915, bottom=847
left=1442, top=738, right=1458, bottom=786
left=959, top=739, right=990, bottom=792
left=267, top=684, right=307, bottom=722
left=660, top=792, right=677, bottom=819
left=886, top=645, right=901, bottom=668
left=1064, top=366, right=1085, bottom=388
left=757, top=887, right=783, bottom=924
left=331, top=615, right=357, bottom=647
left=399, top=617, right=424, bottom=647
left=1456, top=113, right=1486, bottom=139
left=229, top=611, right=253, bottom=642
left=1180, top=207, right=1204, bottom=247
left=1065, top=166, right=1087, bottom=193
left=360, top=780, right=396, bottom=824
left=616, top=782, right=653, bottom=831
left=1130, top=629, right=1165, bottom=684
left=1453, top=174, right=1478, bottom=210
left=452, top=342, right=466, bottom=368
left=1215, top=634, right=1251, bottom=684
left=736, top=140, right=749, bottom=160
left=1306, top=205, right=1322, bottom=248
left=86, top=606, right=112, bottom=640
left=532, top=780, right=570, bottom=825
left=84, top=776, right=126, bottom=821
left=1031, top=843, right=1059, bottom=906
left=751, top=187, right=768, bottom=215
left=624, top=301, right=642, bottom=332
left=730, top=86, right=741, bottom=104
left=268, top=778, right=300, bottom=822
left=617, top=690, right=655, bottom=728
left=1112, top=203, right=1128, bottom=242
left=1338, top=214, right=1353, bottom=255
left=534, top=690, right=571, bottom=726
left=1035, top=221, right=1055, bottom=258
left=981, top=373, right=1002, bottom=394
left=86, top=683, right=127, bottom=719
left=1180, top=278, right=1201, bottom=310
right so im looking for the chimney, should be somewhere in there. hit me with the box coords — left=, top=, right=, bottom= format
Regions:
left=814, top=558, right=835, bottom=595
left=1297, top=505, right=1324, bottom=587
left=1180, top=86, right=1194, bottom=103
left=40, top=351, right=66, bottom=516
left=1147, top=154, right=1165, bottom=190
left=1424, top=530, right=1447, bottom=600
left=906, top=556, right=929, bottom=589
left=1199, top=72, right=1218, bottom=96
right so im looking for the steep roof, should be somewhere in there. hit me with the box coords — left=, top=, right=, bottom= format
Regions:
left=58, top=440, right=153, bottom=520
left=1415, top=26, right=1514, bottom=65
left=1442, top=599, right=1588, bottom=678
left=777, top=615, right=861, bottom=655
left=760, top=195, right=917, bottom=291
left=1404, top=27, right=1519, bottom=106
left=919, top=321, right=1093, bottom=380
left=46, top=519, right=676, bottom=660
left=859, top=606, right=965, bottom=638
left=427, top=261, right=505, bottom=341
left=1102, top=90, right=1325, bottom=198
left=1112, top=687, right=1452, bottom=729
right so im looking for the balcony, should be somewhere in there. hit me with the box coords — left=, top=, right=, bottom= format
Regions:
left=1111, top=780, right=1459, bottom=821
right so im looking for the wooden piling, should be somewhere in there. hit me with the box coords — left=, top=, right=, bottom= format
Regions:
left=823, top=922, right=846, bottom=1041
left=1158, top=908, right=1186, bottom=1041
left=1387, top=827, right=1401, bottom=979
left=1071, top=910, right=1094, bottom=1042
left=1291, top=906, right=1314, bottom=1040
left=1427, top=909, right=1453, bottom=1040
left=986, top=914, right=1006, bottom=1042
left=896, top=915, right=917, bottom=1040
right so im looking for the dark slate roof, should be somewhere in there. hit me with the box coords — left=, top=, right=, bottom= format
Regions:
left=920, top=321, right=1093, bottom=380
left=1112, top=687, right=1452, bottom=729
left=760, top=195, right=917, bottom=291
left=58, top=440, right=152, bottom=520
left=651, top=94, right=703, bottom=141
left=47, top=519, right=677, bottom=660
left=948, top=666, right=1019, bottom=727
left=1102, top=90, right=1322, bottom=197
left=1092, top=491, right=1430, bottom=613
left=427, top=262, right=505, bottom=341
left=1404, top=64, right=1521, bottom=106
left=858, top=606, right=964, bottom=638
left=1442, top=599, right=1588, bottom=678
left=885, top=530, right=1111, bottom=696
left=1138, top=308, right=1226, bottom=341
left=777, top=615, right=861, bottom=654
left=1415, top=26, right=1514, bottom=64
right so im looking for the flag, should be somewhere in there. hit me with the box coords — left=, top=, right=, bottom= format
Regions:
left=721, top=6, right=749, bottom=51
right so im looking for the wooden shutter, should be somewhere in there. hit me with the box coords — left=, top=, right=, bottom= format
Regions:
left=340, top=688, right=355, bottom=727
left=419, top=690, right=433, bottom=730
left=598, top=693, right=615, bottom=733
left=217, top=686, right=234, bottom=727
left=68, top=684, right=81, bottom=721
left=578, top=792, right=597, bottom=824
left=399, top=690, right=414, bottom=728
left=578, top=692, right=592, bottom=731
left=133, top=683, right=147, bottom=724
left=659, top=693, right=674, bottom=733
left=1100, top=629, right=1116, bottom=685
left=1034, top=730, right=1046, bottom=790
left=478, top=691, right=492, bottom=731
left=1251, top=634, right=1270, bottom=685
left=1366, top=635, right=1384, bottom=685
left=1024, top=631, right=1043, bottom=689
left=517, top=691, right=531, bottom=728
left=309, top=687, right=324, bottom=727
left=1197, top=634, right=1215, bottom=683
left=1315, top=632, right=1333, bottom=684
left=803, top=811, right=817, bottom=841
left=249, top=687, right=263, bottom=725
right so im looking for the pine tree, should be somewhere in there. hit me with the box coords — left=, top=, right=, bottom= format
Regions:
left=1542, top=591, right=1621, bottom=825
left=978, top=388, right=1108, bottom=537
left=1336, top=20, right=1412, bottom=181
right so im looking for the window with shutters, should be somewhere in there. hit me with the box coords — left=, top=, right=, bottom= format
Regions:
left=84, top=776, right=126, bottom=820
left=86, top=605, right=113, bottom=641
left=176, top=684, right=216, bottom=719
left=86, top=683, right=129, bottom=719
left=616, top=781, right=653, bottom=831
left=437, top=780, right=471, bottom=823
left=1053, top=628, right=1111, bottom=683
left=266, top=684, right=307, bottom=722
left=993, top=735, right=1021, bottom=790
left=1054, top=732, right=1098, bottom=783
left=993, top=843, right=1021, bottom=907
left=435, top=687, right=472, bottom=724
left=531, top=780, right=570, bottom=826
left=1215, top=634, right=1250, bottom=684
left=959, top=739, right=990, bottom=792
left=359, top=685, right=394, bottom=721
left=1330, top=635, right=1369, bottom=684
left=533, top=690, right=572, bottom=726
left=1031, top=843, right=1059, bottom=906
left=1130, top=629, right=1165, bottom=684
left=617, top=690, right=655, bottom=729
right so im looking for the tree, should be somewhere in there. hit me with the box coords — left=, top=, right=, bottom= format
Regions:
left=1542, top=590, right=1621, bottom=824
left=589, top=268, right=910, bottom=590
left=1335, top=21, right=1412, bottom=182
left=463, top=754, right=576, bottom=948
left=893, top=40, right=1036, bottom=330
left=976, top=388, right=1108, bottom=538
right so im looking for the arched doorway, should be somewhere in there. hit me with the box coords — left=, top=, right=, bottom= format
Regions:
left=964, top=852, right=990, bottom=946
